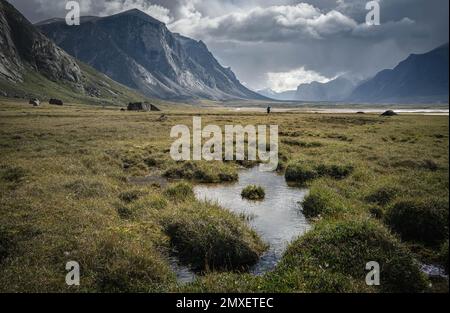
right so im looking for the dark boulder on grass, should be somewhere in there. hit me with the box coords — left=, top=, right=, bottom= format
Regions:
left=381, top=110, right=397, bottom=117
left=49, top=99, right=63, bottom=106
left=385, top=198, right=449, bottom=247
left=241, top=185, right=265, bottom=201
left=274, top=219, right=428, bottom=293
left=29, top=98, right=40, bottom=106
left=127, top=102, right=160, bottom=112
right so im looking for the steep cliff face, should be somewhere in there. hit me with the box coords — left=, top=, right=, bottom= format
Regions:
left=349, top=43, right=449, bottom=104
left=38, top=9, right=266, bottom=101
left=0, top=0, right=82, bottom=86
left=0, top=0, right=148, bottom=105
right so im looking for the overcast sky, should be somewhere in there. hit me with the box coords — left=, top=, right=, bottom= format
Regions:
left=8, top=0, right=450, bottom=91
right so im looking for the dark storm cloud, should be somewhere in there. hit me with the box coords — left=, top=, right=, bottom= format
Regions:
left=7, top=0, right=449, bottom=91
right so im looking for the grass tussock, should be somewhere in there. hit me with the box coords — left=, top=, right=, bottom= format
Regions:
left=285, top=161, right=353, bottom=185
left=385, top=198, right=449, bottom=247
left=86, top=233, right=174, bottom=292
left=63, top=178, right=110, bottom=199
left=241, top=185, right=266, bottom=201
left=162, top=201, right=266, bottom=272
left=270, top=219, right=429, bottom=293
left=365, top=185, right=400, bottom=206
left=119, top=188, right=147, bottom=203
left=163, top=182, right=195, bottom=202
left=301, top=184, right=349, bottom=218
left=164, top=161, right=238, bottom=183
left=0, top=165, right=27, bottom=186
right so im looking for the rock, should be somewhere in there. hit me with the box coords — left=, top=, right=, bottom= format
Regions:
left=49, top=98, right=63, bottom=106
left=381, top=110, right=398, bottom=117
left=127, top=102, right=160, bottom=112
left=157, top=114, right=168, bottom=122
left=29, top=98, right=40, bottom=106
left=356, top=111, right=365, bottom=114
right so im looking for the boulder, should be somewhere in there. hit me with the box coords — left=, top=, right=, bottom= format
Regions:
left=381, top=110, right=398, bottom=117
left=29, top=98, right=40, bottom=106
left=49, top=99, right=64, bottom=106
left=127, top=102, right=160, bottom=112
left=157, top=114, right=168, bottom=122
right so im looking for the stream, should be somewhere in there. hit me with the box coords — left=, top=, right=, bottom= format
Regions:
left=171, top=167, right=311, bottom=283
left=169, top=167, right=447, bottom=284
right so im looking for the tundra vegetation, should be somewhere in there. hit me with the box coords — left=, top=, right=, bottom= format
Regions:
left=0, top=99, right=448, bottom=293
left=241, top=185, right=266, bottom=201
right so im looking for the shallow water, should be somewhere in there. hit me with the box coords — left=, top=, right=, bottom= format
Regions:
left=421, top=264, right=449, bottom=279
left=194, top=167, right=310, bottom=275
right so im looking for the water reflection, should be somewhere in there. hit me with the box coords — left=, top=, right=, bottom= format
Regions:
left=194, top=167, right=310, bottom=275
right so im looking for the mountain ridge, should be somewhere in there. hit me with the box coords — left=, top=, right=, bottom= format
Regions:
left=349, top=43, right=449, bottom=104
left=38, top=9, right=267, bottom=101
left=0, top=0, right=148, bottom=105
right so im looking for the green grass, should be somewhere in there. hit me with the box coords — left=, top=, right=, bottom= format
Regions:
left=241, top=185, right=266, bottom=201
left=385, top=198, right=449, bottom=247
left=285, top=161, right=353, bottom=186
left=161, top=201, right=266, bottom=272
left=0, top=99, right=448, bottom=292
left=270, top=218, right=429, bottom=293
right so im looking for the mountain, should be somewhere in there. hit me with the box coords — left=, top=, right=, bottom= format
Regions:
left=349, top=43, right=449, bottom=104
left=37, top=9, right=266, bottom=101
left=296, top=77, right=356, bottom=102
left=0, top=0, right=146, bottom=105
left=257, top=88, right=297, bottom=101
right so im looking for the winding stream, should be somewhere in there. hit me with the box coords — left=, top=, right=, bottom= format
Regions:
left=194, top=167, right=310, bottom=276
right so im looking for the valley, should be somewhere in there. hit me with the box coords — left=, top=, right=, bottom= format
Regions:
left=0, top=98, right=448, bottom=293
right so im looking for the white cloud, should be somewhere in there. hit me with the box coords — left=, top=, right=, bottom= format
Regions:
left=267, top=67, right=333, bottom=92
left=169, top=3, right=358, bottom=41
left=99, top=0, right=172, bottom=24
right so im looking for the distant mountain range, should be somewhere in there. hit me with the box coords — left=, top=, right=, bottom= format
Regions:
left=258, top=77, right=356, bottom=102
left=0, top=0, right=146, bottom=105
left=349, top=43, right=449, bottom=104
left=257, top=88, right=297, bottom=101
left=37, top=9, right=265, bottom=101
left=296, top=77, right=356, bottom=102
left=258, top=44, right=449, bottom=104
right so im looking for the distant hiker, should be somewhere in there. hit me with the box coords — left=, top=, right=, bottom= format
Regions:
left=267, top=106, right=271, bottom=114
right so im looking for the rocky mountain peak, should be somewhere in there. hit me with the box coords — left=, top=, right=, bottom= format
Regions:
left=0, top=0, right=82, bottom=85
left=38, top=9, right=266, bottom=101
